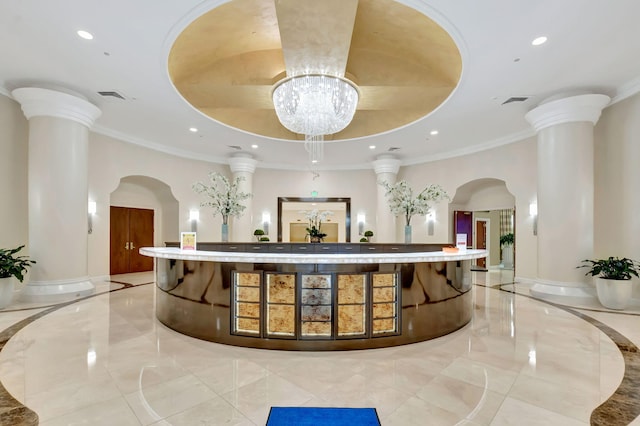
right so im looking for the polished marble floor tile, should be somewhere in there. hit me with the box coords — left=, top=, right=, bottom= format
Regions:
left=0, top=270, right=637, bottom=425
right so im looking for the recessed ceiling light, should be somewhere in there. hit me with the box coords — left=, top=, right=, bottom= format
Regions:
left=311, top=160, right=318, bottom=164
left=189, top=127, right=198, bottom=132
left=369, top=145, right=376, bottom=150
left=251, top=144, right=258, bottom=149
left=430, top=130, right=439, bottom=135
left=77, top=30, right=94, bottom=40
left=531, top=36, right=547, bottom=46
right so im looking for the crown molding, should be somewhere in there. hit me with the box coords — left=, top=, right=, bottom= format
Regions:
left=11, top=87, right=101, bottom=128
left=525, top=94, right=610, bottom=132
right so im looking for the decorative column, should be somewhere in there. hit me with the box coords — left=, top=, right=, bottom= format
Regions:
left=525, top=93, right=610, bottom=299
left=372, top=155, right=401, bottom=243
left=12, top=87, right=101, bottom=301
left=228, top=153, right=257, bottom=242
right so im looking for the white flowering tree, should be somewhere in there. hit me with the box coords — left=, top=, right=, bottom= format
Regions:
left=192, top=172, right=252, bottom=225
left=301, top=209, right=334, bottom=240
left=380, top=180, right=449, bottom=226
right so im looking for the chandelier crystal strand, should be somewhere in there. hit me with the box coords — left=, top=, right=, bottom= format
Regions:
left=272, top=74, right=359, bottom=136
left=304, top=134, right=324, bottom=163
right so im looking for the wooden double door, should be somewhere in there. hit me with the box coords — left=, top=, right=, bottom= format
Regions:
left=110, top=206, right=154, bottom=275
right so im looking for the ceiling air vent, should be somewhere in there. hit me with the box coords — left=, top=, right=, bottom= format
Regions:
left=228, top=145, right=242, bottom=150
left=388, top=147, right=400, bottom=152
left=98, top=91, right=126, bottom=100
left=501, top=96, right=529, bottom=105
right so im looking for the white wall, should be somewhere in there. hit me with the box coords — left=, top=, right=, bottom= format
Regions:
left=87, top=133, right=228, bottom=276
left=251, top=168, right=377, bottom=243
left=400, top=138, right=538, bottom=279
left=595, top=93, right=640, bottom=259
left=594, top=92, right=640, bottom=294
left=5, top=89, right=640, bottom=285
left=0, top=95, right=28, bottom=250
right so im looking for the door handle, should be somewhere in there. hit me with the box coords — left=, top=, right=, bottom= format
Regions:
left=125, top=242, right=129, bottom=250
left=130, top=242, right=135, bottom=250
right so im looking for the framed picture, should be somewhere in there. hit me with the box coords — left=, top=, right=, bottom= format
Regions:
left=180, top=232, right=197, bottom=250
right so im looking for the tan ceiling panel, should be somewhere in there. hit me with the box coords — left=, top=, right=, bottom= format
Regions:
left=178, top=84, right=274, bottom=109
left=168, top=0, right=462, bottom=141
left=275, top=0, right=358, bottom=76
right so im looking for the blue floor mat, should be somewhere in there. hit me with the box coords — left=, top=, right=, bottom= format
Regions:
left=266, top=407, right=381, bottom=426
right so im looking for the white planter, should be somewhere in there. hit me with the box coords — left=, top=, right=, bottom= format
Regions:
left=595, top=277, right=633, bottom=310
left=0, top=276, right=17, bottom=309
left=501, top=244, right=514, bottom=269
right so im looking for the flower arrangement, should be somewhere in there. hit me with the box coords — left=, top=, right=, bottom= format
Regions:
left=192, top=172, right=252, bottom=224
left=302, top=209, right=333, bottom=241
left=380, top=180, right=449, bottom=226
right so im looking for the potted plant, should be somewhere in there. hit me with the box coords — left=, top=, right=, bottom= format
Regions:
left=253, top=229, right=265, bottom=241
left=193, top=172, right=252, bottom=242
left=364, top=230, right=374, bottom=243
left=499, top=233, right=514, bottom=247
left=302, top=209, right=332, bottom=243
left=500, top=233, right=514, bottom=269
left=379, top=180, right=449, bottom=243
left=578, top=256, right=640, bottom=310
left=0, top=245, right=36, bottom=309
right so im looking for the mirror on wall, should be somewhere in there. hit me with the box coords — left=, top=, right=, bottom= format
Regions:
left=277, top=197, right=351, bottom=242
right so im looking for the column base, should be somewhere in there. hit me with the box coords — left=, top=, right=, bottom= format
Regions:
left=18, top=276, right=95, bottom=303
left=529, top=278, right=596, bottom=302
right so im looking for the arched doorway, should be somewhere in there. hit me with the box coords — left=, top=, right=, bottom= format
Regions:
left=109, top=176, right=178, bottom=275
left=450, top=178, right=515, bottom=271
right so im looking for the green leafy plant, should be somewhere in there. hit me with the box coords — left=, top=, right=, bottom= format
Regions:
left=259, top=236, right=270, bottom=242
left=0, top=245, right=36, bottom=282
left=253, top=229, right=265, bottom=241
left=500, top=233, right=514, bottom=246
left=359, top=237, right=368, bottom=242
left=578, top=257, right=640, bottom=280
left=364, top=230, right=374, bottom=238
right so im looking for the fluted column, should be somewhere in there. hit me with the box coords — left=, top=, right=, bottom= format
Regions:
left=525, top=93, right=610, bottom=299
left=228, top=153, right=257, bottom=242
left=12, top=87, right=101, bottom=301
left=372, top=155, right=401, bottom=243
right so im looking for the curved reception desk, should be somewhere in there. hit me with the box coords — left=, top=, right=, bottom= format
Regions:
left=141, top=244, right=486, bottom=351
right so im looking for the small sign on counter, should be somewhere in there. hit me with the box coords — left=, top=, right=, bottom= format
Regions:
left=180, top=232, right=197, bottom=250
left=456, top=233, right=467, bottom=251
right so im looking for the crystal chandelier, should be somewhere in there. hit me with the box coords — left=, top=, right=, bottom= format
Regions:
left=272, top=74, right=359, bottom=137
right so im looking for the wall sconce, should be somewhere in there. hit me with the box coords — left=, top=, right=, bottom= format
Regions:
left=189, top=209, right=199, bottom=232
left=529, top=202, right=538, bottom=236
left=426, top=211, right=435, bottom=236
left=262, top=212, right=271, bottom=235
left=357, top=213, right=365, bottom=235
left=88, top=200, right=97, bottom=234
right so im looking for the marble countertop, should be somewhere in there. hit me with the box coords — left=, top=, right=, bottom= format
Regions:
left=140, top=247, right=487, bottom=264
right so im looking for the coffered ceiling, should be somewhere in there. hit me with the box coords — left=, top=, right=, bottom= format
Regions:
left=1, top=0, right=639, bottom=170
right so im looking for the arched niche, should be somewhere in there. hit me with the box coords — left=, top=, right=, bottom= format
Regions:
left=110, top=175, right=179, bottom=252
left=450, top=178, right=516, bottom=270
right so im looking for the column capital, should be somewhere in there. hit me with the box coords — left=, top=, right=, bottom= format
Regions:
left=12, top=87, right=101, bottom=128
left=228, top=153, right=257, bottom=174
left=372, top=155, right=401, bottom=175
left=525, top=93, right=610, bottom=132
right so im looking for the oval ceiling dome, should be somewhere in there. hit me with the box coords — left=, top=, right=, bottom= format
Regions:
left=168, top=0, right=462, bottom=141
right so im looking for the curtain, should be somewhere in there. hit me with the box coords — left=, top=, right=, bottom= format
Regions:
left=499, top=209, right=513, bottom=236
